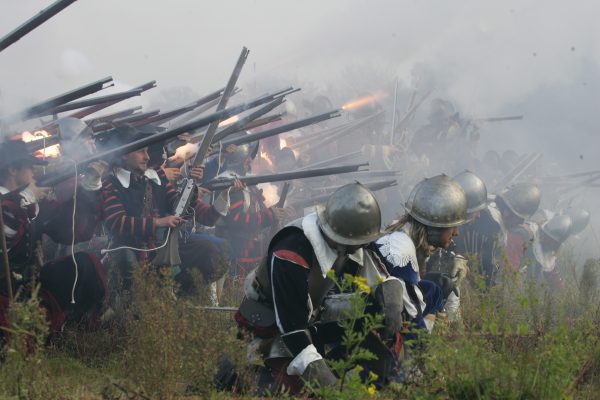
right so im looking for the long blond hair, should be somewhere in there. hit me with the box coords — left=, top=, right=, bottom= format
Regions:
left=386, top=213, right=432, bottom=259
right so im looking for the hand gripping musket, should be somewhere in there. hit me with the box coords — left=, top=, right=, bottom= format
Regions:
left=153, top=47, right=250, bottom=267
left=269, top=182, right=291, bottom=238
left=0, top=0, right=78, bottom=53
left=201, top=163, right=368, bottom=191
left=35, top=90, right=283, bottom=188
left=1, top=77, right=114, bottom=124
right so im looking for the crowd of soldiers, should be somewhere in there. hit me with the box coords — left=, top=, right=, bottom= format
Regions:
left=0, top=88, right=593, bottom=395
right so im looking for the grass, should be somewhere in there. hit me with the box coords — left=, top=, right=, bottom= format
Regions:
left=0, top=251, right=598, bottom=399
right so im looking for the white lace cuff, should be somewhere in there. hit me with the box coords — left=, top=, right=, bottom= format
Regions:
left=212, top=190, right=230, bottom=216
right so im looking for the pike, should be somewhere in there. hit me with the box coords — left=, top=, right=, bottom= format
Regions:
left=209, top=109, right=341, bottom=154
left=201, top=163, right=369, bottom=192
left=2, top=76, right=113, bottom=123
left=35, top=90, right=291, bottom=187
left=312, top=178, right=398, bottom=193
left=238, top=113, right=283, bottom=131
left=154, top=47, right=250, bottom=266
left=0, top=0, right=78, bottom=53
left=289, top=179, right=397, bottom=210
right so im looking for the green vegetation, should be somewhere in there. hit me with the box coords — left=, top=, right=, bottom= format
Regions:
left=0, top=253, right=598, bottom=399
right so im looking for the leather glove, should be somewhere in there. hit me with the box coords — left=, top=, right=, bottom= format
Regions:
left=374, top=278, right=404, bottom=339
left=301, top=359, right=338, bottom=387
left=422, top=272, right=459, bottom=300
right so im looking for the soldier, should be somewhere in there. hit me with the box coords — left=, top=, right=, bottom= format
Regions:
left=372, top=174, right=467, bottom=332
left=427, top=170, right=487, bottom=319
left=456, top=182, right=541, bottom=285
left=235, top=183, right=405, bottom=393
left=100, top=126, right=231, bottom=303
left=524, top=214, right=572, bottom=289
left=214, top=135, right=287, bottom=281
left=0, top=140, right=107, bottom=337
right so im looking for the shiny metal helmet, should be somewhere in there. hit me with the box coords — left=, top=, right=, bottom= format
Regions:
left=316, top=182, right=383, bottom=246
left=497, top=183, right=541, bottom=220
left=564, top=208, right=590, bottom=235
left=405, top=174, right=468, bottom=228
left=542, top=214, right=572, bottom=244
left=453, top=170, right=488, bottom=214
left=224, top=131, right=259, bottom=168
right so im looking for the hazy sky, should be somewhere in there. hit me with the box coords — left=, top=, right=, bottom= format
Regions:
left=1, top=0, right=599, bottom=171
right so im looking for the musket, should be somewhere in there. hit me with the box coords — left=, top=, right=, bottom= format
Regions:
left=2, top=76, right=113, bottom=123
left=292, top=111, right=384, bottom=151
left=91, top=109, right=161, bottom=131
left=288, top=179, right=397, bottom=210
left=35, top=90, right=290, bottom=187
left=211, top=97, right=286, bottom=143
left=312, top=178, right=398, bottom=193
left=472, top=115, right=524, bottom=123
left=209, top=109, right=341, bottom=154
left=154, top=47, right=250, bottom=267
left=299, top=150, right=363, bottom=170
left=137, top=88, right=227, bottom=128
left=239, top=114, right=283, bottom=131
left=48, top=88, right=143, bottom=115
left=84, top=106, right=143, bottom=125
left=201, top=163, right=369, bottom=192
left=55, top=80, right=157, bottom=120
left=0, top=0, right=78, bottom=53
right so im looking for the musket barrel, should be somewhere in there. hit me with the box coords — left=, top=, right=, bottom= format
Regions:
left=3, top=76, right=113, bottom=123
left=202, top=162, right=368, bottom=191
left=36, top=91, right=283, bottom=187
left=0, top=0, right=78, bottom=53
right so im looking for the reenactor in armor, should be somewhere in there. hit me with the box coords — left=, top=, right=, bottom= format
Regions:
left=427, top=170, right=487, bottom=320
left=523, top=214, right=572, bottom=289
left=563, top=207, right=590, bottom=236
left=214, top=135, right=287, bottom=281
left=372, top=174, right=468, bottom=331
left=0, top=140, right=107, bottom=338
left=235, top=183, right=405, bottom=393
left=456, top=182, right=541, bottom=285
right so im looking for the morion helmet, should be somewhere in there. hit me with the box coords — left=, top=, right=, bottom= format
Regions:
left=316, top=182, right=383, bottom=246
left=405, top=174, right=468, bottom=228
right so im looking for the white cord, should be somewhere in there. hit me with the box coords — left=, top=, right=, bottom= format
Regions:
left=100, top=227, right=172, bottom=255
left=64, top=158, right=79, bottom=304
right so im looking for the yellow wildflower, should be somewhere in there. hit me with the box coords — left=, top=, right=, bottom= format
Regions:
left=369, top=371, right=378, bottom=381
left=352, top=276, right=371, bottom=294
left=366, top=384, right=377, bottom=396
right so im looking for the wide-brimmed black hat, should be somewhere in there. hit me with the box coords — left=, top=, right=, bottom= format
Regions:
left=0, top=140, right=49, bottom=169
